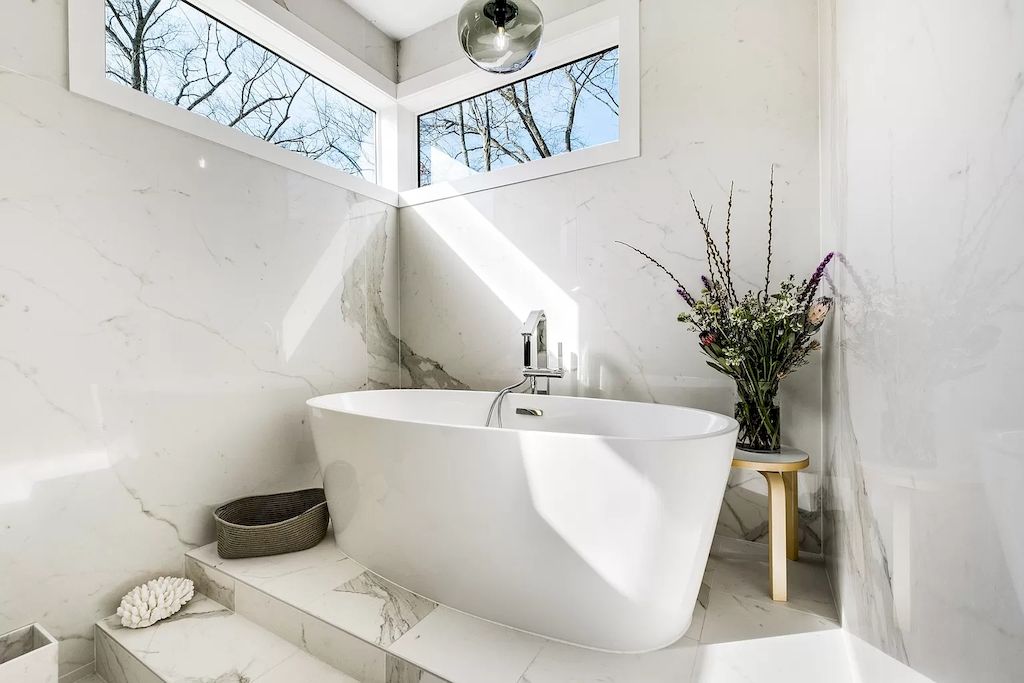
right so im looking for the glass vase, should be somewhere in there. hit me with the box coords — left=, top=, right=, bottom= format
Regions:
left=734, top=382, right=781, bottom=453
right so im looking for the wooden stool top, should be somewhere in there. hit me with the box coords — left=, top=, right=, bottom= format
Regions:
left=731, top=445, right=810, bottom=473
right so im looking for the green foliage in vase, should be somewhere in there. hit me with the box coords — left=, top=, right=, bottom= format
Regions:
left=620, top=169, right=834, bottom=451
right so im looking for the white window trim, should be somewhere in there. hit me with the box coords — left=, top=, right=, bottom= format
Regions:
left=68, top=0, right=400, bottom=206
left=68, top=0, right=638, bottom=209
left=396, top=0, right=640, bottom=207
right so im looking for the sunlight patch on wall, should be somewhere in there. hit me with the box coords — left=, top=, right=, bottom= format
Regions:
left=0, top=449, right=110, bottom=504
left=281, top=201, right=380, bottom=360
left=408, top=195, right=579, bottom=366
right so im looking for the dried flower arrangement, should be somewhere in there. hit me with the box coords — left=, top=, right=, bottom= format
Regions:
left=620, top=170, right=834, bottom=452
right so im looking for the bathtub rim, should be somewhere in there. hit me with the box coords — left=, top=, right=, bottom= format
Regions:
left=307, top=389, right=739, bottom=444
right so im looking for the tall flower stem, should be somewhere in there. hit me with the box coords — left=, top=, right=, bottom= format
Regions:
left=735, top=379, right=781, bottom=452
left=763, top=165, right=775, bottom=300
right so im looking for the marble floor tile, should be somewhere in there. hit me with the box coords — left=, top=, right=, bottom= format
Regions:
left=234, top=581, right=388, bottom=683
left=188, top=536, right=352, bottom=581
left=94, top=629, right=163, bottom=683
left=699, top=587, right=839, bottom=645
left=97, top=594, right=360, bottom=683
left=183, top=555, right=236, bottom=610
left=389, top=607, right=548, bottom=683
left=706, top=552, right=837, bottom=620
left=191, top=537, right=438, bottom=649
left=517, top=636, right=699, bottom=683
left=254, top=556, right=369, bottom=613
left=386, top=654, right=450, bottom=683
left=329, top=570, right=438, bottom=647
left=183, top=534, right=843, bottom=683
left=684, top=581, right=711, bottom=642
left=186, top=538, right=366, bottom=604
left=710, top=534, right=779, bottom=560
left=257, top=650, right=362, bottom=683
left=843, top=632, right=935, bottom=683
left=98, top=597, right=290, bottom=682
left=691, top=631, right=854, bottom=683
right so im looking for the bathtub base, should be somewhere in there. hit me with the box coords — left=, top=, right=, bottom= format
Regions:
left=180, top=534, right=844, bottom=683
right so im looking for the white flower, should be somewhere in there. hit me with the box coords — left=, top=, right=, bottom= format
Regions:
left=807, top=300, right=832, bottom=326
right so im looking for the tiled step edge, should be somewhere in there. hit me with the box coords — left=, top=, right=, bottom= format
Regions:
left=95, top=627, right=161, bottom=683
left=94, top=594, right=361, bottom=683
left=184, top=554, right=447, bottom=683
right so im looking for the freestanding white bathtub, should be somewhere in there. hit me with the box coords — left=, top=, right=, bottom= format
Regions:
left=307, top=389, right=738, bottom=653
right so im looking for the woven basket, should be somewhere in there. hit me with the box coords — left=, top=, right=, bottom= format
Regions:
left=214, top=488, right=330, bottom=559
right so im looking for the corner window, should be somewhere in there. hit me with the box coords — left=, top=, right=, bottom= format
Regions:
left=103, top=0, right=377, bottom=181
left=417, top=47, right=620, bottom=187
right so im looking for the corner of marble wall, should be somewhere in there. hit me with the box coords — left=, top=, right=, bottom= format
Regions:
left=0, top=65, right=399, bottom=675
left=818, top=1, right=1024, bottom=680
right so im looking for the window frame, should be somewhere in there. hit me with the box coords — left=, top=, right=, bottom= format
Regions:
left=68, top=0, right=400, bottom=205
left=415, top=45, right=622, bottom=189
left=396, top=0, right=639, bottom=207
left=67, top=0, right=638, bottom=209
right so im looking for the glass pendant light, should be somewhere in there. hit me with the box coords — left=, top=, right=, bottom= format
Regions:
left=458, top=0, right=544, bottom=74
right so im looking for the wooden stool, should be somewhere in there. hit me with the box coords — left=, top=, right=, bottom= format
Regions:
left=731, top=446, right=810, bottom=602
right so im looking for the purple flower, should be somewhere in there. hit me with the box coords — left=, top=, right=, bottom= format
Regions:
left=701, top=275, right=714, bottom=291
left=677, top=287, right=696, bottom=307
left=802, top=252, right=835, bottom=302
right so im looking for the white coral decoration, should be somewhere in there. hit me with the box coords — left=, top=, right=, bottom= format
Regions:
left=116, top=576, right=195, bottom=628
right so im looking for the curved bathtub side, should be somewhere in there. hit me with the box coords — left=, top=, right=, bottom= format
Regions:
left=308, top=401, right=737, bottom=653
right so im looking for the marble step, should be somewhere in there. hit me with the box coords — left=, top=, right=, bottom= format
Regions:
left=94, top=593, right=363, bottom=683
left=184, top=536, right=704, bottom=683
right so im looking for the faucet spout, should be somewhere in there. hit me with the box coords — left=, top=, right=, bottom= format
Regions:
left=487, top=310, right=568, bottom=425
left=520, top=309, right=564, bottom=395
left=521, top=309, right=548, bottom=370
left=521, top=309, right=545, bottom=336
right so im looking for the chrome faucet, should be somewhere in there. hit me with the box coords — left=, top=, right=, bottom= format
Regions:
left=485, top=309, right=566, bottom=427
left=521, top=309, right=565, bottom=395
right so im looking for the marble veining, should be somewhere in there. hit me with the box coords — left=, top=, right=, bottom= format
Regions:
left=346, top=221, right=466, bottom=391
left=231, top=581, right=389, bottom=683
left=0, top=63, right=400, bottom=676
left=185, top=534, right=848, bottom=683
left=0, top=624, right=57, bottom=683
left=95, top=630, right=161, bottom=683
left=183, top=557, right=236, bottom=611
left=97, top=595, right=362, bottom=683
left=820, top=0, right=1024, bottom=680
left=334, top=572, right=438, bottom=647
left=0, top=625, right=35, bottom=664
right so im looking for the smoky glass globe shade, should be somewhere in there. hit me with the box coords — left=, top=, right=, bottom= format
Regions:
left=458, top=0, right=544, bottom=74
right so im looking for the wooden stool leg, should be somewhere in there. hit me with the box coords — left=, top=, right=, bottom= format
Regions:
left=761, top=471, right=788, bottom=601
left=783, top=470, right=799, bottom=561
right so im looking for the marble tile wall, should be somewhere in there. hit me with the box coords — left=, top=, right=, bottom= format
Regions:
left=0, top=3, right=401, bottom=677
left=820, top=0, right=1024, bottom=681
left=398, top=0, right=826, bottom=552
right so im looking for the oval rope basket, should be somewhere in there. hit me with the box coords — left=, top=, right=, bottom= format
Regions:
left=213, top=488, right=330, bottom=559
